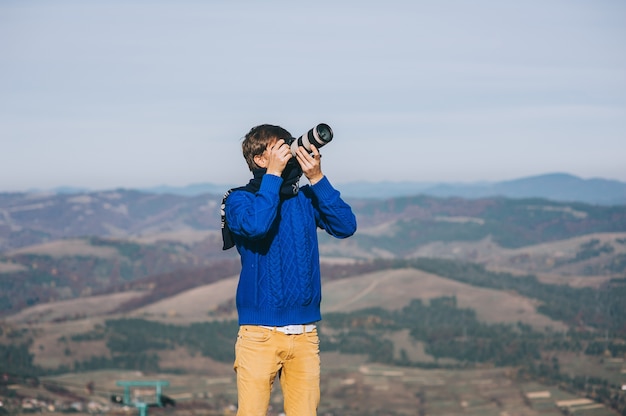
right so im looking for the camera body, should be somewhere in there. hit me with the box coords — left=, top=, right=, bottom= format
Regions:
left=285, top=123, right=333, bottom=156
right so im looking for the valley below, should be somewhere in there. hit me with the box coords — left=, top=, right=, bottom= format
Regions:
left=1, top=189, right=626, bottom=415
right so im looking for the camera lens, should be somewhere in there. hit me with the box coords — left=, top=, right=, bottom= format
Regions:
left=289, top=123, right=333, bottom=156
left=315, top=123, right=333, bottom=145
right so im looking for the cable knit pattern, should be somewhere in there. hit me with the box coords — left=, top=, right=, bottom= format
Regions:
left=225, top=174, right=356, bottom=326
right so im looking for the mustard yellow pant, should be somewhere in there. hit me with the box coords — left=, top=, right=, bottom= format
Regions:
left=234, top=325, right=320, bottom=416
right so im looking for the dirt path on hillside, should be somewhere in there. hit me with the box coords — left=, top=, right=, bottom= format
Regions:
left=325, top=272, right=395, bottom=312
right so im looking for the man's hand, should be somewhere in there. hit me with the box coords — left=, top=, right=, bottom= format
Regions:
left=295, top=145, right=324, bottom=185
left=265, top=139, right=292, bottom=177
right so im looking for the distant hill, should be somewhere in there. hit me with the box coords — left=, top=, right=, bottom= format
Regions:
left=139, top=172, right=626, bottom=205
left=339, top=173, right=626, bottom=205
left=424, top=173, right=626, bottom=205
left=30, top=172, right=626, bottom=205
left=0, top=189, right=223, bottom=252
left=1, top=186, right=625, bottom=254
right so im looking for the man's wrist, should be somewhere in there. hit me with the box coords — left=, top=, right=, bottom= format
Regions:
left=308, top=174, right=324, bottom=185
left=266, top=171, right=282, bottom=177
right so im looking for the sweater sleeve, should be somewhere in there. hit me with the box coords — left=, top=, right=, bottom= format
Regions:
left=225, top=174, right=283, bottom=240
left=307, top=176, right=357, bottom=238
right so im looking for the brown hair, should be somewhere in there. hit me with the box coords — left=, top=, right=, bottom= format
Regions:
left=242, top=124, right=292, bottom=171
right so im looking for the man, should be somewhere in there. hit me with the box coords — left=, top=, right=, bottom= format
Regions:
left=222, top=124, right=357, bottom=415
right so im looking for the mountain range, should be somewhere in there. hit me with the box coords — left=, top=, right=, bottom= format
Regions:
left=2, top=177, right=626, bottom=255
left=136, top=172, right=626, bottom=205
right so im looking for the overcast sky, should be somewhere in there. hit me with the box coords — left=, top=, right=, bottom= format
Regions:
left=1, top=0, right=625, bottom=192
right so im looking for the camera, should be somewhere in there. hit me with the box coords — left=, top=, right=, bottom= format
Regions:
left=285, top=123, right=333, bottom=156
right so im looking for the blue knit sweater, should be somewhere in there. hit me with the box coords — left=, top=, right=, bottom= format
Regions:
left=224, top=174, right=357, bottom=326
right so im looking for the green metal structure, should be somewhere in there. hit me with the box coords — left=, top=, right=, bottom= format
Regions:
left=113, top=380, right=172, bottom=416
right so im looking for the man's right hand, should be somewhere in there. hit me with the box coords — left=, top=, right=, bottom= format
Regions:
left=266, top=139, right=292, bottom=177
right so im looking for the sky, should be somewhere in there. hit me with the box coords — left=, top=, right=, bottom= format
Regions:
left=1, top=0, right=625, bottom=192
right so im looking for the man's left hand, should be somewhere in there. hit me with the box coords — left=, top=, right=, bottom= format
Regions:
left=295, top=145, right=324, bottom=185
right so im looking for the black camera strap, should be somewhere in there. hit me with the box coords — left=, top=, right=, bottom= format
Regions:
left=220, top=186, right=245, bottom=250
